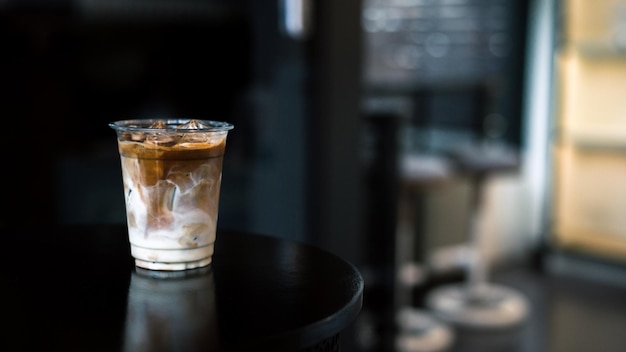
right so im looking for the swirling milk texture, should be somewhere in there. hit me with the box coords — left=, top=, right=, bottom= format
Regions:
left=119, top=136, right=225, bottom=252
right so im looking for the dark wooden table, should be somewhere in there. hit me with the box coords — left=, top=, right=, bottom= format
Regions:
left=2, top=224, right=363, bottom=351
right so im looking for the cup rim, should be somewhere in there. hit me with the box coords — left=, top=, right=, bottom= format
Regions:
left=109, top=119, right=234, bottom=133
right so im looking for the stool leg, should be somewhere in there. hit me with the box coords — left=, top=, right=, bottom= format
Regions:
left=466, top=174, right=488, bottom=296
left=394, top=185, right=454, bottom=352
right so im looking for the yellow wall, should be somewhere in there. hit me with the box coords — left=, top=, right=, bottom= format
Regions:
left=552, top=0, right=626, bottom=262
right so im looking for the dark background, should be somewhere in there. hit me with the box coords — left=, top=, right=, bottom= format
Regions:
left=0, top=0, right=251, bottom=226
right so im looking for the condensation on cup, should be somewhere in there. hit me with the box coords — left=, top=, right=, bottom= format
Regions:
left=109, top=119, right=234, bottom=271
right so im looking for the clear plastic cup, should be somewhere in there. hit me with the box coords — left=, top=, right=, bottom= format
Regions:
left=109, top=119, right=234, bottom=271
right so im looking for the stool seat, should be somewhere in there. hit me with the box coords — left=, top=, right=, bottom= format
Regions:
left=447, top=144, right=519, bottom=175
left=400, top=153, right=455, bottom=189
left=425, top=143, right=530, bottom=329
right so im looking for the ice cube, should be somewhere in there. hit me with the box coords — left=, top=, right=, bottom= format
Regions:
left=129, top=131, right=146, bottom=142
left=167, top=169, right=196, bottom=193
left=177, top=120, right=211, bottom=144
left=145, top=133, right=180, bottom=147
left=179, top=133, right=210, bottom=144
left=142, top=120, right=179, bottom=146
left=176, top=119, right=211, bottom=130
left=175, top=178, right=217, bottom=215
left=119, top=131, right=145, bottom=142
left=149, top=120, right=168, bottom=129
left=178, top=223, right=210, bottom=247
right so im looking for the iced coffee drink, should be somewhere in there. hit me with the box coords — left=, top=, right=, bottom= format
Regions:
left=109, top=119, right=233, bottom=271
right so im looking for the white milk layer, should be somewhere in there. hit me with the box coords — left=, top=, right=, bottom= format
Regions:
left=120, top=155, right=221, bottom=257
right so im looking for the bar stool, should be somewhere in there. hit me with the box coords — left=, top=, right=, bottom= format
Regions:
left=425, top=143, right=529, bottom=329
left=395, top=153, right=455, bottom=352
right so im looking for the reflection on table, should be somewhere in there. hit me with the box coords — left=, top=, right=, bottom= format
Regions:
left=2, top=225, right=363, bottom=352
